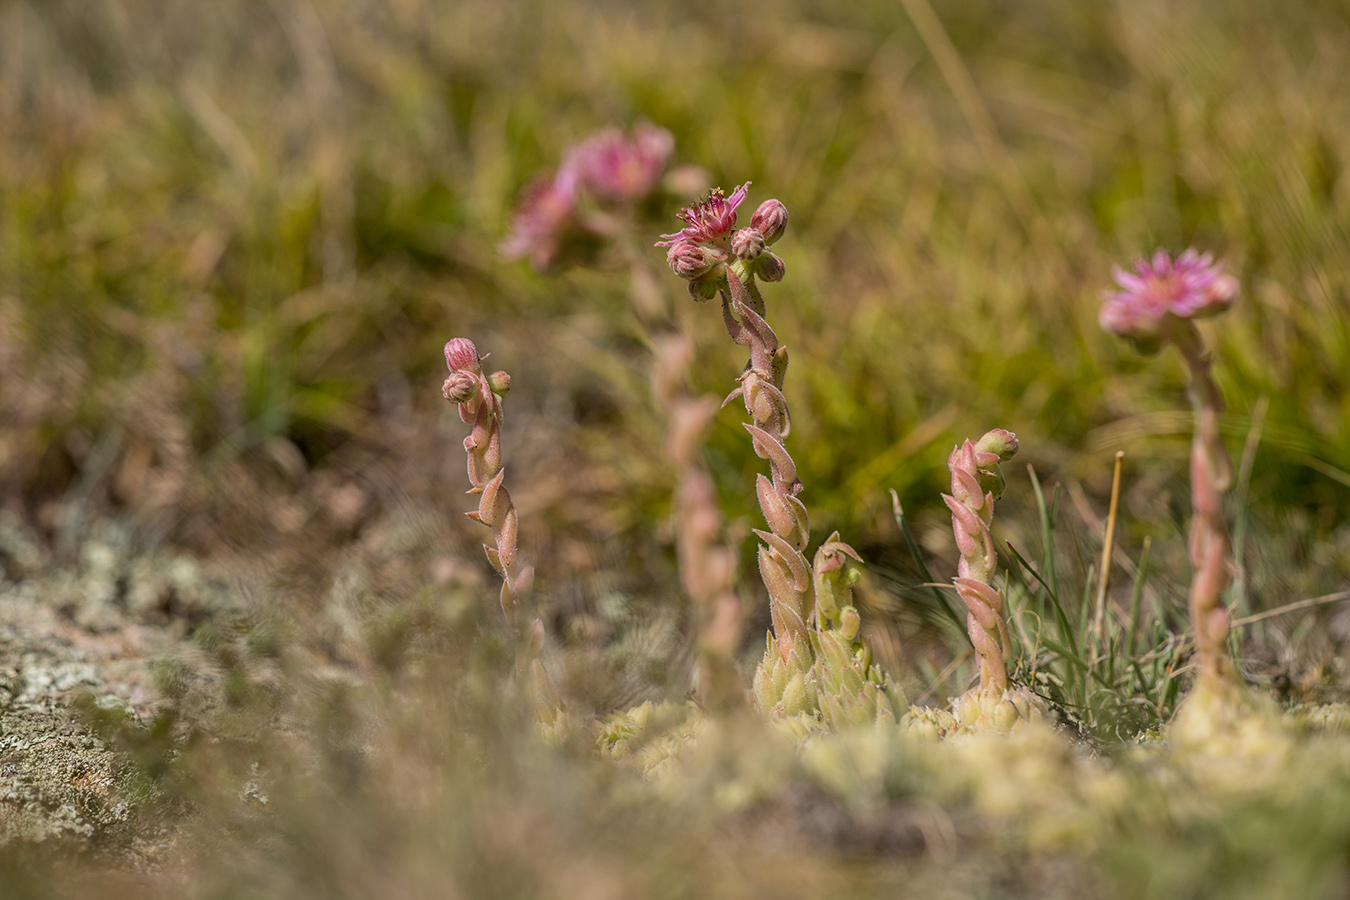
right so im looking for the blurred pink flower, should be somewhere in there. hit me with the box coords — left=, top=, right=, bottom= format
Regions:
left=569, top=123, right=674, bottom=202
left=1101, top=249, right=1238, bottom=340
left=657, top=183, right=750, bottom=246
left=501, top=170, right=580, bottom=272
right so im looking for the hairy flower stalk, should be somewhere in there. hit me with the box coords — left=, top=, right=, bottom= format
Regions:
left=1175, top=324, right=1234, bottom=680
left=946, top=430, right=1017, bottom=698
left=442, top=338, right=546, bottom=686
left=940, top=429, right=1041, bottom=733
left=506, top=127, right=752, bottom=719
left=654, top=333, right=746, bottom=713
left=657, top=185, right=900, bottom=725
left=658, top=186, right=815, bottom=715
left=1101, top=249, right=1240, bottom=684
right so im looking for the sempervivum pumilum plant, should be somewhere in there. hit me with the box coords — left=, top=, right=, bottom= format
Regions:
left=1099, top=249, right=1264, bottom=745
left=443, top=338, right=560, bottom=726
left=505, top=125, right=745, bottom=715
left=943, top=430, right=1044, bottom=734
left=658, top=185, right=903, bottom=728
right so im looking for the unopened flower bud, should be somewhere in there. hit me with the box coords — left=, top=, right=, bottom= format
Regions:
left=753, top=252, right=785, bottom=283
left=444, top=338, right=481, bottom=374
left=731, top=227, right=765, bottom=261
left=975, top=428, right=1018, bottom=462
left=443, top=370, right=477, bottom=404
left=487, top=371, right=512, bottom=395
left=750, top=199, right=788, bottom=245
left=667, top=239, right=725, bottom=280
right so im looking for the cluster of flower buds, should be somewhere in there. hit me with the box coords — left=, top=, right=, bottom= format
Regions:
left=503, top=123, right=704, bottom=273
left=442, top=338, right=534, bottom=634
left=656, top=183, right=788, bottom=302
left=1101, top=248, right=1240, bottom=685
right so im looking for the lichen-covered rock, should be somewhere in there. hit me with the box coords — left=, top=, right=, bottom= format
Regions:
left=0, top=700, right=141, bottom=848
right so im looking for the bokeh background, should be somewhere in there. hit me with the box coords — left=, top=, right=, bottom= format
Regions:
left=3, top=0, right=1350, bottom=894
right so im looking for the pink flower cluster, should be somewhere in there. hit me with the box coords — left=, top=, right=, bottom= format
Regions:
left=656, top=183, right=788, bottom=301
left=502, top=123, right=677, bottom=273
left=1100, top=249, right=1238, bottom=343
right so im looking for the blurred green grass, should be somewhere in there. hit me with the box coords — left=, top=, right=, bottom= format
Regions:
left=5, top=0, right=1349, bottom=544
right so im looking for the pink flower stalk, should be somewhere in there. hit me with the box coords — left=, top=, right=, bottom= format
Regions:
left=654, top=333, right=746, bottom=713
left=568, top=123, right=674, bottom=202
left=1100, top=249, right=1240, bottom=683
left=442, top=338, right=534, bottom=636
left=945, top=430, right=1019, bottom=700
left=1101, top=249, right=1238, bottom=345
left=658, top=186, right=821, bottom=716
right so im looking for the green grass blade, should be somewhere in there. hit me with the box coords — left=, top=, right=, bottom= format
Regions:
left=1126, top=536, right=1151, bottom=657
left=1005, top=540, right=1079, bottom=661
left=891, top=489, right=966, bottom=635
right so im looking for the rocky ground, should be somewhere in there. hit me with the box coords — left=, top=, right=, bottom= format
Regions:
left=0, top=512, right=240, bottom=865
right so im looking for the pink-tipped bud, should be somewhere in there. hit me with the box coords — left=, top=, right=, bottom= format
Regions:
left=1204, top=273, right=1240, bottom=312
left=731, top=227, right=765, bottom=261
left=445, top=338, right=481, bottom=374
left=753, top=252, right=785, bottom=283
left=443, top=371, right=477, bottom=404
left=750, top=199, right=788, bottom=245
left=487, top=371, right=512, bottom=395
left=667, top=238, right=725, bottom=280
